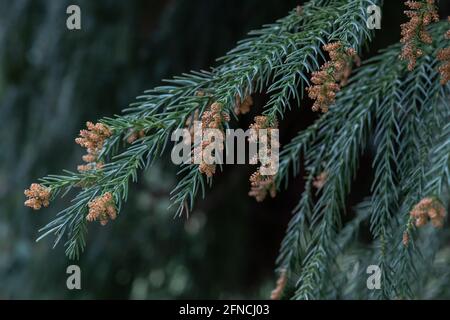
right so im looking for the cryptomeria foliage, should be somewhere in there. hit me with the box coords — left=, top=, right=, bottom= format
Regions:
left=25, top=0, right=450, bottom=299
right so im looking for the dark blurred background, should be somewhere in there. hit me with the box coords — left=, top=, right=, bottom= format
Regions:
left=0, top=0, right=449, bottom=299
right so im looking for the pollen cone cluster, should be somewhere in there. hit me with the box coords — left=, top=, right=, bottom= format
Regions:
left=248, top=116, right=278, bottom=143
left=400, top=0, right=439, bottom=71
left=313, top=171, right=327, bottom=190
left=198, top=102, right=230, bottom=177
left=24, top=183, right=51, bottom=210
left=234, top=94, right=253, bottom=115
left=248, top=116, right=278, bottom=202
left=437, top=17, right=450, bottom=84
left=126, top=129, right=145, bottom=144
left=410, top=197, right=446, bottom=228
left=270, top=270, right=287, bottom=300
left=402, top=231, right=410, bottom=247
left=86, top=192, right=117, bottom=226
left=75, top=122, right=112, bottom=173
left=249, top=170, right=276, bottom=202
left=306, top=42, right=359, bottom=113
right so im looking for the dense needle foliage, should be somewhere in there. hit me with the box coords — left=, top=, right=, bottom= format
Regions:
left=22, top=0, right=450, bottom=299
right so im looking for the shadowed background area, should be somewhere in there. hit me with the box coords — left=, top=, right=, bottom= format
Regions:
left=0, top=0, right=449, bottom=299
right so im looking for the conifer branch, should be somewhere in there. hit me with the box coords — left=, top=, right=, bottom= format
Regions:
left=23, top=1, right=450, bottom=300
